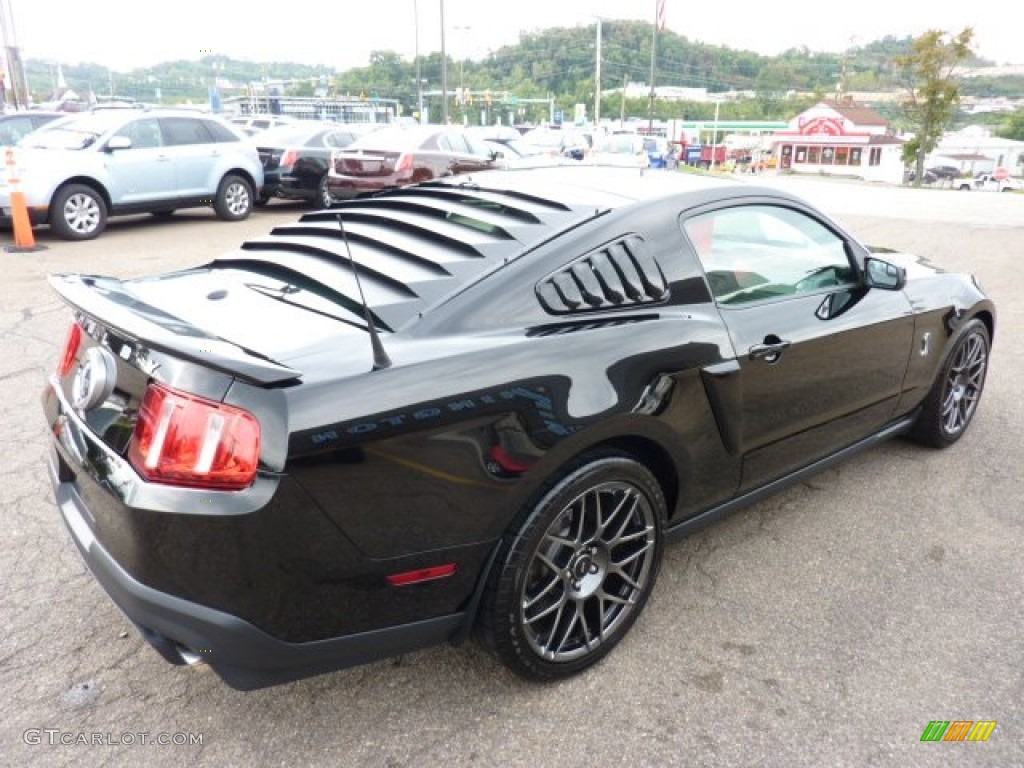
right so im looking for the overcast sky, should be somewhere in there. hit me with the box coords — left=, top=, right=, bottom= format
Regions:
left=8, top=0, right=1019, bottom=72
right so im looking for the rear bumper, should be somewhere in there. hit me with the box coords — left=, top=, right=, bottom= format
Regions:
left=42, top=377, right=469, bottom=690
left=48, top=451, right=463, bottom=690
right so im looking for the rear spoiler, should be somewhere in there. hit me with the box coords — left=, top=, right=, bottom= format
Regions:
left=49, top=274, right=301, bottom=386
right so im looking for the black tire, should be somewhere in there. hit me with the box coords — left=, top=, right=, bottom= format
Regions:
left=479, top=452, right=665, bottom=680
left=909, top=318, right=990, bottom=448
left=315, top=174, right=334, bottom=209
left=213, top=174, right=253, bottom=221
left=49, top=184, right=107, bottom=240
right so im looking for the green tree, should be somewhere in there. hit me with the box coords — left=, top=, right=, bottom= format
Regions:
left=897, top=28, right=975, bottom=186
left=997, top=110, right=1024, bottom=142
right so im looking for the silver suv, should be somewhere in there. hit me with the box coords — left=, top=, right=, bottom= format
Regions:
left=2, top=108, right=264, bottom=240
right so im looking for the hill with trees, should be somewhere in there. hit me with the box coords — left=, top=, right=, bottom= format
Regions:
left=24, top=21, right=1019, bottom=130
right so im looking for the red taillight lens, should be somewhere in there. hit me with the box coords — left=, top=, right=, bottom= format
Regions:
left=128, top=382, right=261, bottom=490
left=280, top=149, right=300, bottom=168
left=395, top=153, right=414, bottom=174
left=58, top=322, right=84, bottom=377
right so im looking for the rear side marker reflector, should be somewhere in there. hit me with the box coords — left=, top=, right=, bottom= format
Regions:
left=386, top=564, right=457, bottom=587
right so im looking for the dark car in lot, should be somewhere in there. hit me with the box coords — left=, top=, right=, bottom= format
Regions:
left=42, top=167, right=993, bottom=690
left=255, top=122, right=375, bottom=208
left=0, top=110, right=65, bottom=145
left=326, top=124, right=496, bottom=200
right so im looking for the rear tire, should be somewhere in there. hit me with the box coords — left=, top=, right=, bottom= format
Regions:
left=909, top=318, right=990, bottom=448
left=213, top=174, right=253, bottom=221
left=50, top=184, right=107, bottom=240
left=315, top=174, right=334, bottom=209
left=478, top=452, right=665, bottom=681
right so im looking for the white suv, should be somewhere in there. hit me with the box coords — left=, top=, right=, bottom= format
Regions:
left=2, top=108, right=264, bottom=240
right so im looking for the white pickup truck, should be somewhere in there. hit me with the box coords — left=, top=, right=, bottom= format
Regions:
left=958, top=173, right=1022, bottom=192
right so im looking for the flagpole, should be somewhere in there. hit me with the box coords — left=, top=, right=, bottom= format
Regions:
left=648, top=0, right=657, bottom=134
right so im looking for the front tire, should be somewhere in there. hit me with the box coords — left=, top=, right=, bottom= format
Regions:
left=479, top=453, right=665, bottom=680
left=909, top=318, right=990, bottom=448
left=213, top=174, right=253, bottom=221
left=50, top=184, right=107, bottom=240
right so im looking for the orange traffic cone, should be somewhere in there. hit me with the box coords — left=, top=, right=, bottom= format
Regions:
left=5, top=147, right=46, bottom=253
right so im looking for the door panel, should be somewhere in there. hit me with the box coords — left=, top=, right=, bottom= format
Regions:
left=721, top=289, right=913, bottom=487
left=682, top=203, right=915, bottom=489
left=105, top=118, right=174, bottom=205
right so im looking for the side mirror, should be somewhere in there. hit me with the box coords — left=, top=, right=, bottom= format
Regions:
left=490, top=150, right=504, bottom=160
left=864, top=257, right=906, bottom=290
left=105, top=135, right=132, bottom=152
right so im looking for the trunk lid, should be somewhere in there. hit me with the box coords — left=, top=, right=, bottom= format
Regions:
left=332, top=149, right=404, bottom=178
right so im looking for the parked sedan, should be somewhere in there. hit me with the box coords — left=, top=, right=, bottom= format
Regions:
left=326, top=125, right=496, bottom=200
left=519, top=126, right=589, bottom=160
left=0, top=110, right=65, bottom=145
left=255, top=122, right=375, bottom=207
left=42, top=167, right=993, bottom=690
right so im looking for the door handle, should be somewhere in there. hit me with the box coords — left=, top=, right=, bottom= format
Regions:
left=749, top=338, right=790, bottom=363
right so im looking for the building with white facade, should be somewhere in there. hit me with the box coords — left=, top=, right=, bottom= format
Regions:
left=771, top=101, right=905, bottom=184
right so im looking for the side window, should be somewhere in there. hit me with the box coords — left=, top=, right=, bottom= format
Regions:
left=443, top=133, right=470, bottom=154
left=683, top=205, right=856, bottom=305
left=0, top=116, right=32, bottom=145
left=160, top=117, right=214, bottom=146
left=203, top=119, right=242, bottom=143
left=114, top=118, right=163, bottom=149
left=465, top=135, right=492, bottom=158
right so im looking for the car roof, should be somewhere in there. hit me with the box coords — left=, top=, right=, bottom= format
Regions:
left=226, top=167, right=784, bottom=332
left=440, top=165, right=741, bottom=208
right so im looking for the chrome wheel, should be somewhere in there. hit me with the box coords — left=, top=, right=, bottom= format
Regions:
left=214, top=174, right=253, bottom=221
left=941, top=329, right=987, bottom=437
left=520, top=479, right=658, bottom=663
left=224, top=181, right=249, bottom=216
left=63, top=193, right=102, bottom=235
left=50, top=184, right=107, bottom=240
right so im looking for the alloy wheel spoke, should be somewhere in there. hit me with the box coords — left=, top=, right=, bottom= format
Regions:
left=610, top=534, right=653, bottom=570
left=523, top=571, right=564, bottom=612
left=527, top=588, right=569, bottom=627
left=552, top=601, right=582, bottom=656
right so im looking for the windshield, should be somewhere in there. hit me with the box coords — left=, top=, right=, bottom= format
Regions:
left=21, top=114, right=120, bottom=150
left=596, top=134, right=644, bottom=154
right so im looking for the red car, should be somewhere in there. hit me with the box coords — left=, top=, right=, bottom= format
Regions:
left=326, top=125, right=497, bottom=201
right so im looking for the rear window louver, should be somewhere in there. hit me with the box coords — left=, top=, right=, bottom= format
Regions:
left=537, top=235, right=668, bottom=314
left=217, top=188, right=597, bottom=331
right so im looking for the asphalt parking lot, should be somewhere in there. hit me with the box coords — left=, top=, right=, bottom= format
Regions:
left=1, top=178, right=1021, bottom=767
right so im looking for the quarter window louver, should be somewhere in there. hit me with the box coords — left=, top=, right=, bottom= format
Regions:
left=537, top=236, right=668, bottom=314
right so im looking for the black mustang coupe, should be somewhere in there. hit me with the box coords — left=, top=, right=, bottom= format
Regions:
left=42, top=167, right=994, bottom=689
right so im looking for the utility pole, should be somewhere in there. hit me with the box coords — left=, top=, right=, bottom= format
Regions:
left=620, top=74, right=627, bottom=128
left=440, top=0, right=448, bottom=124
left=414, top=0, right=424, bottom=122
left=594, top=18, right=602, bottom=128
left=647, top=0, right=658, bottom=134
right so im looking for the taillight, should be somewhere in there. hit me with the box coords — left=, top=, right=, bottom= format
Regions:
left=58, top=322, right=84, bottom=376
left=280, top=149, right=300, bottom=168
left=395, top=153, right=414, bottom=173
left=128, top=382, right=261, bottom=490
